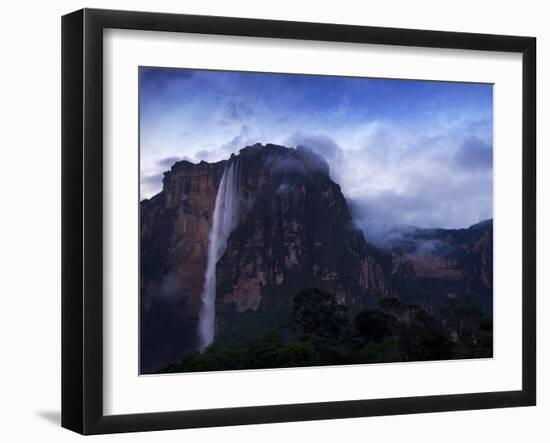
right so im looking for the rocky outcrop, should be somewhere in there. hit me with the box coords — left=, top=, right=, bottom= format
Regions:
left=140, top=143, right=390, bottom=372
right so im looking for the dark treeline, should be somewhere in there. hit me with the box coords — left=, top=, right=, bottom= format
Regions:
left=160, top=287, right=492, bottom=373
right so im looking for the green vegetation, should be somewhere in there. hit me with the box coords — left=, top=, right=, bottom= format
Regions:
left=160, top=288, right=492, bottom=374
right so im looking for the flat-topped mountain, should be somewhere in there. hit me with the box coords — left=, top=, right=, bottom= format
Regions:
left=140, top=143, right=391, bottom=373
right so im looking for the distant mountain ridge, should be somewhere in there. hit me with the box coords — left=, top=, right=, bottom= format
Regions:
left=388, top=219, right=493, bottom=312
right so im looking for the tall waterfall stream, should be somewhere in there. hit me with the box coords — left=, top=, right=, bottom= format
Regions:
left=198, top=160, right=240, bottom=350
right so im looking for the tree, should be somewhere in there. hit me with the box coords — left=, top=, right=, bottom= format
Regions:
left=290, top=287, right=349, bottom=340
left=354, top=309, right=395, bottom=342
left=359, top=338, right=402, bottom=363
left=398, top=310, right=454, bottom=361
left=440, top=295, right=483, bottom=340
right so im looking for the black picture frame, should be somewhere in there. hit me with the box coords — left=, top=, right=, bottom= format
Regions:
left=62, top=8, right=536, bottom=435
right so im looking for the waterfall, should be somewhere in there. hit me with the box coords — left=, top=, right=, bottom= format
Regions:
left=198, top=160, right=240, bottom=350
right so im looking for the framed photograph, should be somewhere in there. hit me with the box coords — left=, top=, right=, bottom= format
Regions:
left=62, top=8, right=536, bottom=435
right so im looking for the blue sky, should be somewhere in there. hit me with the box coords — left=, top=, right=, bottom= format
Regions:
left=140, top=66, right=493, bottom=233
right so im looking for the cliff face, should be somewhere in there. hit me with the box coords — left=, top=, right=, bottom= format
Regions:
left=140, top=160, right=226, bottom=373
left=388, top=220, right=493, bottom=312
left=214, top=144, right=390, bottom=345
left=140, top=144, right=390, bottom=372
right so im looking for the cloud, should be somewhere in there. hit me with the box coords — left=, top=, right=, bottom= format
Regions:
left=319, top=118, right=494, bottom=247
left=275, top=183, right=291, bottom=195
left=454, top=136, right=493, bottom=171
left=284, top=133, right=345, bottom=183
left=265, top=146, right=329, bottom=177
left=194, top=150, right=212, bottom=161
left=140, top=156, right=195, bottom=199
left=286, top=132, right=342, bottom=162
left=158, top=274, right=184, bottom=299
left=157, top=156, right=187, bottom=170
left=223, top=100, right=255, bottom=122
left=348, top=168, right=493, bottom=247
left=139, top=68, right=493, bottom=229
left=141, top=172, right=164, bottom=199
left=220, top=125, right=254, bottom=154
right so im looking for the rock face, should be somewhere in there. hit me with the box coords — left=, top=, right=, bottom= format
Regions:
left=140, top=160, right=226, bottom=373
left=140, top=144, right=390, bottom=372
left=214, top=144, right=391, bottom=345
left=388, top=220, right=493, bottom=312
